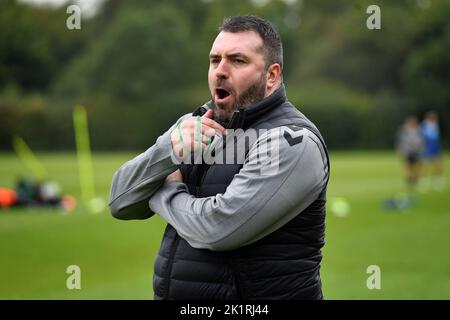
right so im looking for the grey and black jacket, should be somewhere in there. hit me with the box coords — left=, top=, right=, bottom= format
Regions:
left=109, top=84, right=330, bottom=300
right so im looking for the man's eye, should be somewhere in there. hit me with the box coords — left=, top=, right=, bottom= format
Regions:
left=235, top=59, right=245, bottom=64
left=210, top=59, right=220, bottom=65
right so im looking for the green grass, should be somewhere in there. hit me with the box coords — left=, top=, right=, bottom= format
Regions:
left=0, top=152, right=449, bottom=299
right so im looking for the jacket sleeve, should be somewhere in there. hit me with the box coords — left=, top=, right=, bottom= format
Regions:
left=109, top=113, right=191, bottom=220
left=148, top=127, right=329, bottom=251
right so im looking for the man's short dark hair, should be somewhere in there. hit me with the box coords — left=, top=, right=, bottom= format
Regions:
left=219, top=15, right=283, bottom=72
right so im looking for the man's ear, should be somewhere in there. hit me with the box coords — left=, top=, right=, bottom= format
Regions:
left=266, top=63, right=282, bottom=91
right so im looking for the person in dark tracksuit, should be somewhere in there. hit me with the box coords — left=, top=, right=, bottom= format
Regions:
left=109, top=15, right=330, bottom=300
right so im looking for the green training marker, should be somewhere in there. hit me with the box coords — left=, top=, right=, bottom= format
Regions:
left=73, top=105, right=104, bottom=213
left=12, top=135, right=48, bottom=181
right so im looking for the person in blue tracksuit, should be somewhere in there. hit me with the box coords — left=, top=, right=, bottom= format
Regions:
left=420, top=111, right=446, bottom=191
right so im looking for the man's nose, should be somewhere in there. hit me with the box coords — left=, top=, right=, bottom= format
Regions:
left=215, top=59, right=229, bottom=79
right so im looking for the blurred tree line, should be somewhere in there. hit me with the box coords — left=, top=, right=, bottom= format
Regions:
left=0, top=0, right=449, bottom=150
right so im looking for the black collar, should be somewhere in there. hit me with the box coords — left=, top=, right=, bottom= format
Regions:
left=195, top=84, right=286, bottom=129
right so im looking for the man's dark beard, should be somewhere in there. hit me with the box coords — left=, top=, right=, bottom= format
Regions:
left=213, top=73, right=266, bottom=126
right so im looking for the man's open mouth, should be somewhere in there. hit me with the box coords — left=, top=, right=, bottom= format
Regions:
left=216, top=88, right=231, bottom=100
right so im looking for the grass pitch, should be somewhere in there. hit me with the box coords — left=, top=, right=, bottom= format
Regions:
left=0, top=152, right=449, bottom=299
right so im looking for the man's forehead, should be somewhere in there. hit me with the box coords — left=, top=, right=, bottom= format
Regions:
left=210, top=30, right=263, bottom=55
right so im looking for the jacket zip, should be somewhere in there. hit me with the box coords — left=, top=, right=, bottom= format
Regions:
left=163, top=233, right=180, bottom=300
left=197, top=108, right=244, bottom=192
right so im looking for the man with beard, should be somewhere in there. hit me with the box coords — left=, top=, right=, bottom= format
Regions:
left=109, top=15, right=330, bottom=300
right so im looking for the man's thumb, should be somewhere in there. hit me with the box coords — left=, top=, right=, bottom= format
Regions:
left=202, top=109, right=214, bottom=119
